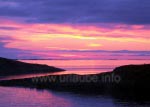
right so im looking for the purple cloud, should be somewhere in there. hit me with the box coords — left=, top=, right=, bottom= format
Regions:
left=0, top=0, right=149, bottom=24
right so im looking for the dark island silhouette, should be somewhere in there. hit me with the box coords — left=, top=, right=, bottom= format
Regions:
left=0, top=57, right=65, bottom=77
left=0, top=57, right=150, bottom=100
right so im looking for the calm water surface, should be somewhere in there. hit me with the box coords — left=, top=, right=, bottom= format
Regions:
left=1, top=86, right=150, bottom=107
left=21, top=59, right=150, bottom=75
left=0, top=60, right=150, bottom=107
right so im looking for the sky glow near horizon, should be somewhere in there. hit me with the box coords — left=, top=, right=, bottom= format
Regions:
left=0, top=0, right=150, bottom=59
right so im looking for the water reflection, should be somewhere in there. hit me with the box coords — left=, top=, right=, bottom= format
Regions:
left=0, top=87, right=72, bottom=107
left=0, top=86, right=150, bottom=107
left=21, top=59, right=150, bottom=73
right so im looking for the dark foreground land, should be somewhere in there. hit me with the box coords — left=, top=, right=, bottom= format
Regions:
left=0, top=57, right=150, bottom=100
left=0, top=57, right=65, bottom=77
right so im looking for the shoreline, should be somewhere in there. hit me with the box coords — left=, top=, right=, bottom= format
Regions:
left=1, top=57, right=150, bottom=96
left=0, top=64, right=150, bottom=95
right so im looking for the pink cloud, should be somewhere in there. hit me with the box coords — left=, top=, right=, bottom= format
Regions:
left=0, top=19, right=149, bottom=59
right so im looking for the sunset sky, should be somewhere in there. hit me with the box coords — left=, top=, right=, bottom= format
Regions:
left=0, top=0, right=150, bottom=59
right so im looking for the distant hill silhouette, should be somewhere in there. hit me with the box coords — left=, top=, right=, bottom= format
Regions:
left=0, top=57, right=65, bottom=76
